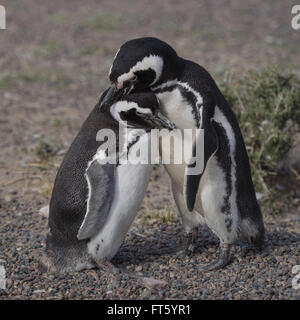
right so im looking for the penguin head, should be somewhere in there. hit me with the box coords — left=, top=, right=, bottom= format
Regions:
left=100, top=37, right=183, bottom=112
left=109, top=92, right=176, bottom=130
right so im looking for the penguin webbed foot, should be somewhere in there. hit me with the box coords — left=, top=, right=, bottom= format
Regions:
left=158, top=227, right=198, bottom=257
left=198, top=243, right=231, bottom=272
left=95, top=259, right=148, bottom=281
left=175, top=227, right=198, bottom=257
left=95, top=259, right=120, bottom=275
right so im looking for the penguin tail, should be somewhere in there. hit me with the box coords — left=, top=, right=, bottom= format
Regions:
left=38, top=252, right=57, bottom=273
left=240, top=216, right=265, bottom=250
left=250, top=227, right=265, bottom=251
left=39, top=233, right=61, bottom=273
left=42, top=231, right=94, bottom=273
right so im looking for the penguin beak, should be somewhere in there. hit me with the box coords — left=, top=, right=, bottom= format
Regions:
left=139, top=111, right=176, bottom=130
left=99, top=85, right=125, bottom=113
left=153, top=111, right=177, bottom=130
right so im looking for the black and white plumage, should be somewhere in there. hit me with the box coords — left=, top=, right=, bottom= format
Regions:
left=103, top=37, right=265, bottom=271
left=42, top=90, right=175, bottom=272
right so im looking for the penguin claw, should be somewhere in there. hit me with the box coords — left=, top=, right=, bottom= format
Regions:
left=95, top=260, right=150, bottom=283
left=169, top=247, right=192, bottom=259
left=149, top=228, right=198, bottom=258
left=197, top=258, right=229, bottom=272
left=174, top=243, right=195, bottom=258
left=173, top=227, right=197, bottom=257
left=95, top=259, right=120, bottom=274
left=198, top=243, right=231, bottom=272
left=162, top=239, right=195, bottom=258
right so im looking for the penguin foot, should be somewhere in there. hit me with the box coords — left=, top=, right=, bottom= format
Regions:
left=95, top=259, right=147, bottom=281
left=95, top=259, right=120, bottom=275
left=159, top=227, right=198, bottom=257
left=198, top=243, right=231, bottom=272
left=39, top=253, right=57, bottom=273
left=175, top=227, right=198, bottom=257
left=95, top=260, right=168, bottom=290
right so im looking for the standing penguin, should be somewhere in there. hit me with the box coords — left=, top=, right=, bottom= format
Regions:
left=101, top=37, right=265, bottom=271
left=42, top=90, right=175, bottom=272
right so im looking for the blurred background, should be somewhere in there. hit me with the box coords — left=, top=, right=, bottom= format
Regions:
left=1, top=0, right=299, bottom=214
left=0, top=0, right=299, bottom=300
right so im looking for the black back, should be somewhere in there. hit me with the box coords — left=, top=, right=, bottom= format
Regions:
left=180, top=59, right=264, bottom=230
left=48, top=105, right=119, bottom=245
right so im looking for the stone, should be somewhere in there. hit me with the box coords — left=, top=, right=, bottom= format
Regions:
left=38, top=205, right=49, bottom=218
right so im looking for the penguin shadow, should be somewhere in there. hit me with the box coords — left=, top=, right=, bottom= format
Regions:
left=261, top=229, right=300, bottom=252
left=112, top=224, right=221, bottom=268
left=231, top=227, right=300, bottom=262
left=112, top=224, right=300, bottom=269
left=111, top=224, right=183, bottom=266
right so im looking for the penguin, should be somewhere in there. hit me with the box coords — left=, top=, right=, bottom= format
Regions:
left=41, top=90, right=176, bottom=272
left=100, top=37, right=265, bottom=271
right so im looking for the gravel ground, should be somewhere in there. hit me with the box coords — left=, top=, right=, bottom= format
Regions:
left=0, top=0, right=299, bottom=300
left=0, top=168, right=299, bottom=300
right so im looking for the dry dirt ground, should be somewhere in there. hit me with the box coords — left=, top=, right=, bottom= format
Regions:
left=0, top=0, right=299, bottom=300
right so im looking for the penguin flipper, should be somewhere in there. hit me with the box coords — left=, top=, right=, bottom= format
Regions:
left=77, top=160, right=115, bottom=240
left=184, top=98, right=219, bottom=212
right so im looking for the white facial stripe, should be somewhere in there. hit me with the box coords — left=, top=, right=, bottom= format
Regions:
left=152, top=79, right=178, bottom=90
left=177, top=81, right=203, bottom=106
left=109, top=48, right=120, bottom=76
left=117, top=55, right=163, bottom=85
left=110, top=101, right=151, bottom=123
left=153, top=80, right=203, bottom=106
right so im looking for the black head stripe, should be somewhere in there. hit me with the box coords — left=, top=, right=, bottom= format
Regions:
left=110, top=37, right=182, bottom=84
left=121, top=92, right=159, bottom=112
left=134, top=69, right=156, bottom=87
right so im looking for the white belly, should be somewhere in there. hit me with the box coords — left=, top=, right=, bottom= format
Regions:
left=88, top=134, right=153, bottom=260
left=156, top=88, right=196, bottom=129
left=156, top=85, right=199, bottom=193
